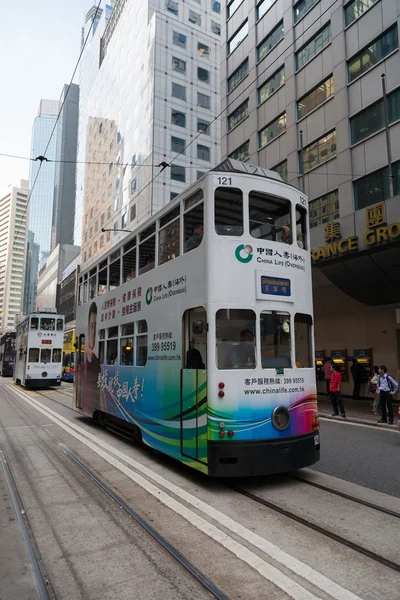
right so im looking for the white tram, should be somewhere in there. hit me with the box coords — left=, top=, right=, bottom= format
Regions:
left=13, top=311, right=65, bottom=388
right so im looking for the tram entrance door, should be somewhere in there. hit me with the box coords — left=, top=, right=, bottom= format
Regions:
left=181, top=307, right=207, bottom=464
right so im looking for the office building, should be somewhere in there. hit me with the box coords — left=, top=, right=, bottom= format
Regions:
left=0, top=180, right=29, bottom=331
left=36, top=244, right=80, bottom=312
left=220, top=0, right=400, bottom=391
left=75, top=0, right=222, bottom=264
left=23, top=231, right=40, bottom=316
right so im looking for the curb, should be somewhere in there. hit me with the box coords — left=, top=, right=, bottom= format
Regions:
left=319, top=412, right=398, bottom=430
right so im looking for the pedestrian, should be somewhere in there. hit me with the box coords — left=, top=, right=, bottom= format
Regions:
left=330, top=363, right=346, bottom=418
left=323, top=357, right=332, bottom=395
left=369, top=365, right=380, bottom=415
left=350, top=358, right=362, bottom=399
left=376, top=365, right=398, bottom=425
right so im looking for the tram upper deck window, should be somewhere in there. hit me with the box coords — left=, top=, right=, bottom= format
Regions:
left=110, top=250, right=121, bottom=290
left=260, top=312, right=291, bottom=369
left=295, top=313, right=312, bottom=368
left=89, top=268, right=96, bottom=299
left=136, top=320, right=148, bottom=366
left=56, top=318, right=63, bottom=331
left=41, top=318, right=55, bottom=331
left=184, top=190, right=204, bottom=253
left=215, top=188, right=243, bottom=236
left=249, top=191, right=291, bottom=242
left=296, top=205, right=307, bottom=250
left=28, top=348, right=39, bottom=362
left=123, top=238, right=137, bottom=282
left=98, top=259, right=108, bottom=295
left=216, top=309, right=256, bottom=369
left=139, top=225, right=155, bottom=275
left=30, top=317, right=39, bottom=330
left=159, top=206, right=180, bottom=265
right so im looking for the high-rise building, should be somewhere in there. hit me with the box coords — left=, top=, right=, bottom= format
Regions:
left=0, top=180, right=29, bottom=331
left=220, top=0, right=400, bottom=390
left=23, top=231, right=40, bottom=316
left=52, top=83, right=80, bottom=252
left=75, top=0, right=222, bottom=265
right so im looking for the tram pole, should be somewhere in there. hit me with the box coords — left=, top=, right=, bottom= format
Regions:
left=299, top=130, right=305, bottom=193
left=381, top=73, right=394, bottom=198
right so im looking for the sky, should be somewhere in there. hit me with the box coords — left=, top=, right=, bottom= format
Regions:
left=0, top=1, right=92, bottom=194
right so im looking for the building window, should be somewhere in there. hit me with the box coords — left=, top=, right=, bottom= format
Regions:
left=228, top=100, right=249, bottom=131
left=258, top=66, right=285, bottom=105
left=189, top=10, right=201, bottom=25
left=227, top=59, right=249, bottom=93
left=353, top=161, right=400, bottom=209
left=171, top=165, right=186, bottom=182
left=171, top=110, right=186, bottom=127
left=212, top=1, right=221, bottom=13
left=227, top=0, right=243, bottom=18
left=121, top=213, right=127, bottom=229
left=131, top=154, right=137, bottom=167
left=271, top=160, right=288, bottom=182
left=309, top=190, right=339, bottom=228
left=347, top=26, right=398, bottom=83
left=172, top=82, right=186, bottom=100
left=166, top=0, right=178, bottom=15
left=345, top=0, right=379, bottom=27
left=297, top=75, right=334, bottom=120
left=198, top=67, right=210, bottom=83
left=294, top=0, right=320, bottom=23
left=259, top=113, right=286, bottom=148
left=131, top=179, right=137, bottom=194
left=130, top=205, right=136, bottom=221
left=171, top=136, right=186, bottom=153
left=228, top=20, right=248, bottom=55
left=197, top=145, right=211, bottom=161
left=172, top=56, right=186, bottom=73
left=211, top=22, right=221, bottom=35
left=257, top=0, right=275, bottom=20
left=296, top=22, right=331, bottom=70
left=301, top=130, right=336, bottom=173
left=170, top=192, right=179, bottom=201
left=197, top=92, right=211, bottom=109
left=197, top=119, right=210, bottom=134
left=229, top=140, right=250, bottom=161
left=173, top=31, right=187, bottom=48
left=257, top=21, right=284, bottom=62
left=198, top=42, right=210, bottom=56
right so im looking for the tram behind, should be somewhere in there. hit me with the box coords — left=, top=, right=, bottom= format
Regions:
left=0, top=332, right=16, bottom=377
left=14, top=312, right=65, bottom=388
left=74, top=159, right=320, bottom=477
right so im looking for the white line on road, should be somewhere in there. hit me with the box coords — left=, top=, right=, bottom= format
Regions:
left=319, top=417, right=399, bottom=433
left=10, top=385, right=364, bottom=600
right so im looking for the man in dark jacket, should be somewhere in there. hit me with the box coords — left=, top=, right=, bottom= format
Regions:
left=350, top=359, right=362, bottom=399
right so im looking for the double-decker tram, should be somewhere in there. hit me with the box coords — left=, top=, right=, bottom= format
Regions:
left=74, top=159, right=320, bottom=477
left=0, top=332, right=16, bottom=377
left=62, top=328, right=76, bottom=382
left=14, top=312, right=65, bottom=388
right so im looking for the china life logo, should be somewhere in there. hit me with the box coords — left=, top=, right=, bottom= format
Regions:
left=235, top=244, right=253, bottom=263
left=145, top=287, right=153, bottom=305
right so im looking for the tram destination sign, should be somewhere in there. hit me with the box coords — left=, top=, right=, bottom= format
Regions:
left=261, top=276, right=291, bottom=297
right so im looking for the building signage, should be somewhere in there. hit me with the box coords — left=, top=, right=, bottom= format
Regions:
left=311, top=203, right=400, bottom=262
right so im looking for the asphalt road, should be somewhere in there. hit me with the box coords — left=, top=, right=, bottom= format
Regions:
left=312, top=419, right=400, bottom=497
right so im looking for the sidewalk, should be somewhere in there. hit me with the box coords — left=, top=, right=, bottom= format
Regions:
left=317, top=395, right=399, bottom=429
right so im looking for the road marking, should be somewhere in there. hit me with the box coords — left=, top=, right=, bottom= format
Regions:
left=10, top=385, right=363, bottom=600
left=1, top=424, right=54, bottom=430
left=319, top=417, right=399, bottom=433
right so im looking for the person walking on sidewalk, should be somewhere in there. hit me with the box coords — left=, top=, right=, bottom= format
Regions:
left=323, top=357, right=332, bottom=395
left=377, top=366, right=398, bottom=425
left=330, top=363, right=346, bottom=418
left=369, top=365, right=380, bottom=415
left=350, top=359, right=362, bottom=399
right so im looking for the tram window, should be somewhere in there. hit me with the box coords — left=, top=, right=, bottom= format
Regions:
left=30, top=317, right=39, bottom=330
left=120, top=336, right=134, bottom=365
left=41, top=349, right=51, bottom=363
left=52, top=349, right=62, bottom=363
left=28, top=348, right=40, bottom=362
left=215, top=188, right=243, bottom=236
left=185, top=190, right=203, bottom=211
left=249, top=192, right=291, bottom=242
left=296, top=205, right=307, bottom=250
left=99, top=328, right=105, bottom=340
left=136, top=320, right=148, bottom=366
left=56, top=318, right=63, bottom=331
left=78, top=283, right=83, bottom=305
left=110, top=256, right=121, bottom=289
left=99, top=340, right=105, bottom=364
left=159, top=218, right=180, bottom=265
left=98, top=267, right=108, bottom=295
left=123, top=246, right=136, bottom=282
left=83, top=277, right=88, bottom=303
left=184, top=202, right=204, bottom=253
left=216, top=309, right=256, bottom=369
left=260, top=312, right=291, bottom=369
left=139, top=236, right=155, bottom=275
left=89, top=268, right=96, bottom=299
left=108, top=326, right=118, bottom=338
left=41, top=318, right=55, bottom=331
left=294, top=314, right=312, bottom=368
left=106, top=339, right=118, bottom=365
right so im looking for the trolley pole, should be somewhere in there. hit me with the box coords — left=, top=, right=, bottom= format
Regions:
left=299, top=130, right=305, bottom=193
left=381, top=73, right=394, bottom=198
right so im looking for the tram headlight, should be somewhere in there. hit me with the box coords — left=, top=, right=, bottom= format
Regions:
left=272, top=406, right=290, bottom=431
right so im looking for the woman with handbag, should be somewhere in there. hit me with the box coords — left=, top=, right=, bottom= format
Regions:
left=369, top=365, right=379, bottom=415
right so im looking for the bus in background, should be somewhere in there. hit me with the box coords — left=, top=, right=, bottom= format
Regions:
left=74, top=159, right=319, bottom=477
left=0, top=332, right=16, bottom=377
left=62, top=329, right=75, bottom=382
left=14, top=312, right=65, bottom=388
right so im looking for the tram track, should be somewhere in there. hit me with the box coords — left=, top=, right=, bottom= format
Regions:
left=1, top=390, right=228, bottom=600
left=230, top=485, right=400, bottom=574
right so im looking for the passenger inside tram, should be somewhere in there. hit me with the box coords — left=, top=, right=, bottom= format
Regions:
left=185, top=223, right=203, bottom=252
left=139, top=255, right=154, bottom=275
left=230, top=329, right=256, bottom=369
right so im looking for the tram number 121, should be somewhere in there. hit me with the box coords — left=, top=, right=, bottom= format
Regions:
left=217, top=176, right=232, bottom=185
